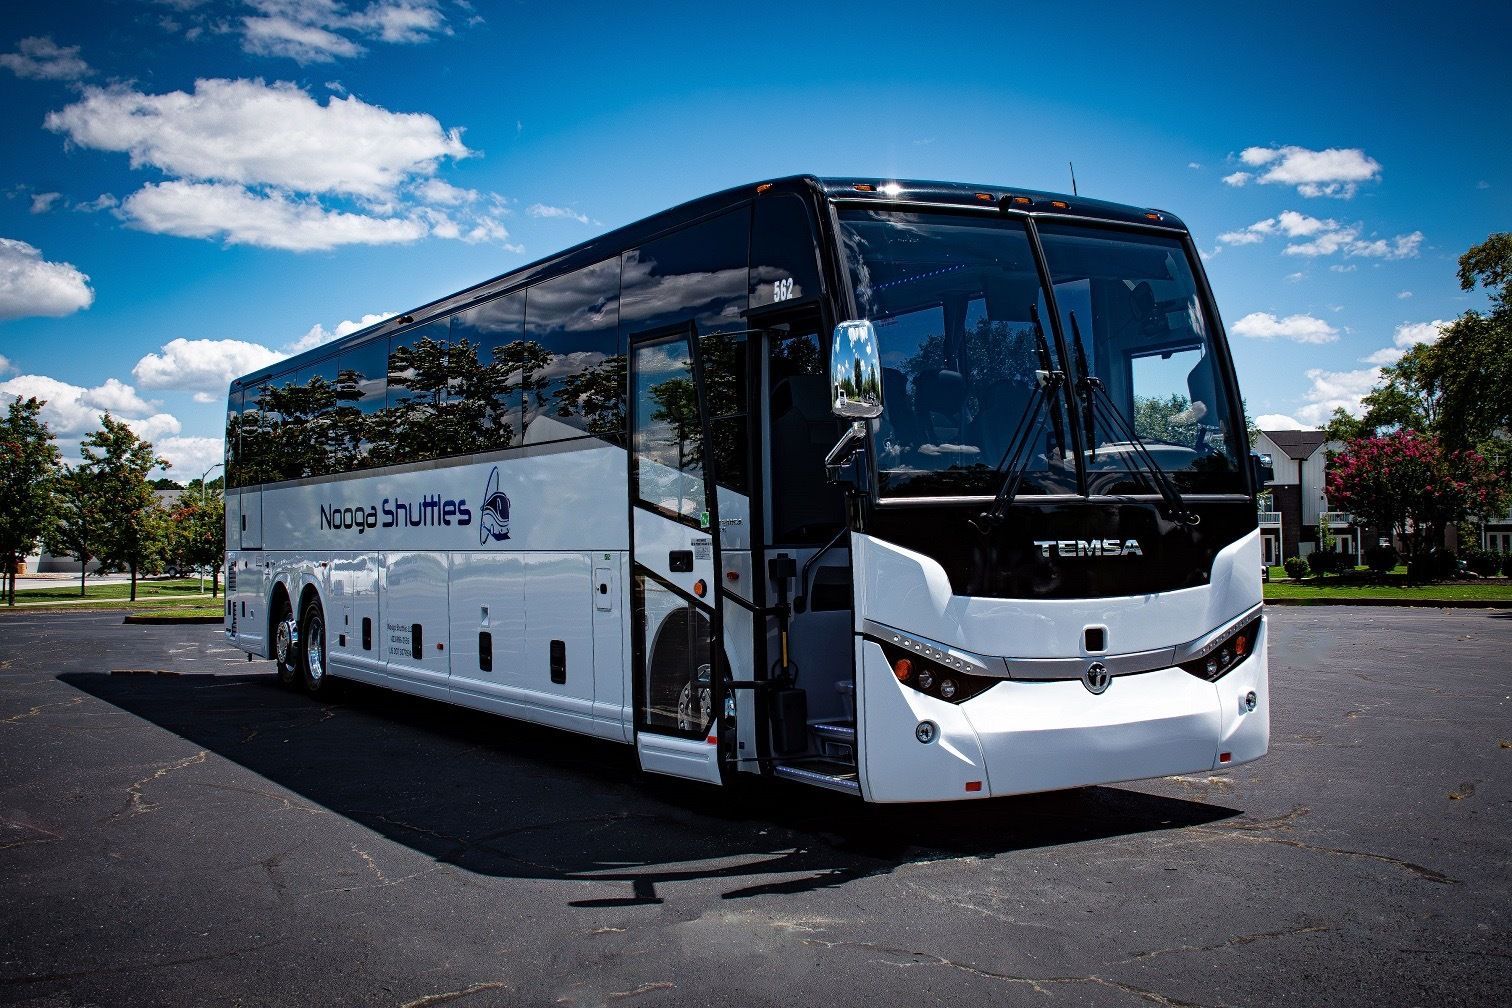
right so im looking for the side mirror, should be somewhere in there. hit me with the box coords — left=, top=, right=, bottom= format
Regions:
left=1251, top=451, right=1274, bottom=486
left=830, top=320, right=885, bottom=419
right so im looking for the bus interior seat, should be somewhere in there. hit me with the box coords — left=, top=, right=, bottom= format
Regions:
left=878, top=366, right=920, bottom=460
left=913, top=368, right=968, bottom=442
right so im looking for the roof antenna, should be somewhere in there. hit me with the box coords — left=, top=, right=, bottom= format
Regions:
left=1069, top=161, right=1079, bottom=196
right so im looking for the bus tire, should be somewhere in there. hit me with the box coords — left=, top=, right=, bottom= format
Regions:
left=300, top=599, right=339, bottom=699
left=273, top=598, right=299, bottom=688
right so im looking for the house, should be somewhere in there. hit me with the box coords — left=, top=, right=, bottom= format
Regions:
left=1252, top=429, right=1375, bottom=565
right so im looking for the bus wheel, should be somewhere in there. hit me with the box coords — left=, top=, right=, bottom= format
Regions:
left=300, top=600, right=338, bottom=698
left=273, top=599, right=299, bottom=688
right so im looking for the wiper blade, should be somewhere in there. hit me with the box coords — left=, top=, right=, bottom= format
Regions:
left=971, top=305, right=1067, bottom=533
left=1068, top=310, right=1197, bottom=526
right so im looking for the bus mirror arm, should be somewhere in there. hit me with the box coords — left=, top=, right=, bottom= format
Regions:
left=825, top=421, right=871, bottom=491
left=794, top=525, right=849, bottom=615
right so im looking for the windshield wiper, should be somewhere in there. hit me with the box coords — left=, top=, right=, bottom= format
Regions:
left=971, top=304, right=1067, bottom=533
left=1068, top=310, right=1197, bottom=526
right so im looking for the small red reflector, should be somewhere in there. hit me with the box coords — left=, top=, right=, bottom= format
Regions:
left=436, top=642, right=444, bottom=651
left=1219, top=752, right=1232, bottom=763
left=965, top=781, right=983, bottom=792
left=706, top=735, right=718, bottom=745
left=725, top=570, right=739, bottom=582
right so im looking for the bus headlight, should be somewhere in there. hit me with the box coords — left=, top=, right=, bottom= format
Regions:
left=1179, top=616, right=1262, bottom=683
left=878, top=640, right=999, bottom=704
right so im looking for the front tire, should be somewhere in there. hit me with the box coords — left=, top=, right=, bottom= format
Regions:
left=273, top=599, right=299, bottom=687
left=300, top=600, right=339, bottom=698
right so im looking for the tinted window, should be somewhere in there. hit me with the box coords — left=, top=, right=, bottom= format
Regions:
left=523, top=259, right=621, bottom=442
left=224, top=388, right=241, bottom=488
left=702, top=329, right=748, bottom=494
left=622, top=209, right=749, bottom=335
left=751, top=193, right=821, bottom=309
left=450, top=291, right=526, bottom=452
left=633, top=334, right=705, bottom=520
left=384, top=319, right=451, bottom=464
left=332, top=338, right=386, bottom=471
left=767, top=322, right=843, bottom=542
left=238, top=376, right=281, bottom=486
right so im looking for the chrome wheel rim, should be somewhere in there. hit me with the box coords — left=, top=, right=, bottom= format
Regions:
left=275, top=619, right=292, bottom=666
left=306, top=616, right=325, bottom=684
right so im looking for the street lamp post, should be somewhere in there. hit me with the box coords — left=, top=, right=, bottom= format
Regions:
left=198, top=462, right=223, bottom=595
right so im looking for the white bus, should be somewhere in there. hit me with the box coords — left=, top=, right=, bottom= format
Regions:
left=224, top=177, right=1270, bottom=802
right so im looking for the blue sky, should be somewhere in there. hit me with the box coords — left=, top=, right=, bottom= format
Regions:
left=1, top=1, right=1508, bottom=477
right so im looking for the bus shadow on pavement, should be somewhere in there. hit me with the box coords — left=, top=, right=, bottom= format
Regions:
left=62, top=670, right=1240, bottom=904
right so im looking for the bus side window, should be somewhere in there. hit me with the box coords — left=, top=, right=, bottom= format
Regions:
left=333, top=338, right=386, bottom=472
left=386, top=319, right=451, bottom=465
left=751, top=192, right=823, bottom=309
left=451, top=291, right=526, bottom=453
left=522, top=258, right=621, bottom=443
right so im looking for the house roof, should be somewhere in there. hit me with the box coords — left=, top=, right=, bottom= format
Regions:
left=1261, top=429, right=1329, bottom=461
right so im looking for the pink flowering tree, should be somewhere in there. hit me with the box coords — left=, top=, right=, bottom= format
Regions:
left=1327, top=430, right=1508, bottom=580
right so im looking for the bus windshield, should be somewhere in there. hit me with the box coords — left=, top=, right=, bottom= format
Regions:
left=838, top=209, right=1245, bottom=499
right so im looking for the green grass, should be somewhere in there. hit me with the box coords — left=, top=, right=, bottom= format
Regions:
left=7, top=577, right=216, bottom=604
left=1264, top=580, right=1512, bottom=602
left=123, top=601, right=225, bottom=620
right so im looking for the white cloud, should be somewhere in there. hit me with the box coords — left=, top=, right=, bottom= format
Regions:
left=1361, top=319, right=1447, bottom=366
left=0, top=238, right=94, bottom=320
left=30, top=192, right=61, bottom=214
left=1286, top=272, right=1304, bottom=283
left=46, top=78, right=471, bottom=200
left=0, top=36, right=90, bottom=80
left=1219, top=209, right=1421, bottom=260
left=123, top=413, right=183, bottom=443
left=155, top=435, right=224, bottom=479
left=1222, top=171, right=1250, bottom=187
left=1255, top=413, right=1307, bottom=430
left=242, top=14, right=364, bottom=62
left=0, top=354, right=14, bottom=376
left=121, top=181, right=429, bottom=251
left=1329, top=264, right=1356, bottom=273
left=1397, top=290, right=1413, bottom=299
left=1231, top=312, right=1339, bottom=344
left=1237, top=145, right=1381, bottom=198
left=1293, top=367, right=1381, bottom=426
left=1187, top=162, right=1202, bottom=170
left=238, top=0, right=449, bottom=62
left=0, top=373, right=158, bottom=436
left=289, top=312, right=397, bottom=352
left=414, top=178, right=477, bottom=205
left=528, top=203, right=591, bottom=224
left=76, top=193, right=118, bottom=213
left=133, top=337, right=287, bottom=392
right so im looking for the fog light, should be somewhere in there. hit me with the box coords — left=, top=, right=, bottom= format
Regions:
left=917, top=669, right=934, bottom=690
left=1245, top=690, right=1258, bottom=712
left=915, top=721, right=937, bottom=744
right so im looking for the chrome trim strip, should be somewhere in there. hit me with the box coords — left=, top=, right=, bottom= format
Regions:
left=866, top=603, right=1264, bottom=683
left=860, top=620, right=1000, bottom=678
left=772, top=763, right=862, bottom=795
left=1171, top=603, right=1265, bottom=665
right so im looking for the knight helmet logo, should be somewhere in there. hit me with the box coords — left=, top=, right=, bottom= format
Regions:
left=480, top=466, right=511, bottom=544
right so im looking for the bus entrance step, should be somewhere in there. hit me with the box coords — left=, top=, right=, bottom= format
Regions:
left=809, top=721, right=855, bottom=744
left=773, top=759, right=861, bottom=796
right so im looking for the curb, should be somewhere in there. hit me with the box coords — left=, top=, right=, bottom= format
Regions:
left=1265, top=597, right=1512, bottom=609
left=122, top=614, right=224, bottom=625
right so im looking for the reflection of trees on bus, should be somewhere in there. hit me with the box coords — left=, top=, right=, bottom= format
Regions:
left=232, top=336, right=635, bottom=484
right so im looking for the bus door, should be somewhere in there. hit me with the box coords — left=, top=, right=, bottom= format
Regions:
left=755, top=306, right=857, bottom=774
left=628, top=325, right=725, bottom=784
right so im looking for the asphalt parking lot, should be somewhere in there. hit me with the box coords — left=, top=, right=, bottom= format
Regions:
left=1, top=608, right=1508, bottom=1008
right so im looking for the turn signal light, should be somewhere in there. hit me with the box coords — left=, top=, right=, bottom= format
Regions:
left=878, top=639, right=999, bottom=704
left=1180, top=616, right=1262, bottom=683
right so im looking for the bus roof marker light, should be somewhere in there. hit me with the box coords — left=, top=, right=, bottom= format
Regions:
left=879, top=182, right=903, bottom=196
left=755, top=183, right=773, bottom=194
left=1012, top=196, right=1032, bottom=205
left=1145, top=210, right=1164, bottom=221
left=853, top=183, right=875, bottom=192
left=975, top=192, right=993, bottom=202
left=1050, top=200, right=1070, bottom=210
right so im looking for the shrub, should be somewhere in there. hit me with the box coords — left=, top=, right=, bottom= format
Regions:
left=1461, top=545, right=1501, bottom=577
left=1364, top=544, right=1399, bottom=573
left=1309, top=550, right=1341, bottom=575
left=1283, top=556, right=1310, bottom=581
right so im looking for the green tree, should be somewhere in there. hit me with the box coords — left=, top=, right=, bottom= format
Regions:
left=0, top=397, right=61, bottom=605
left=80, top=415, right=169, bottom=601
left=1419, top=233, right=1512, bottom=449
left=42, top=466, right=104, bottom=597
left=171, top=485, right=226, bottom=597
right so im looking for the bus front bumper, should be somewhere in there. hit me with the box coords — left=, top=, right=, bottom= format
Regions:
left=856, top=620, right=1269, bottom=803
